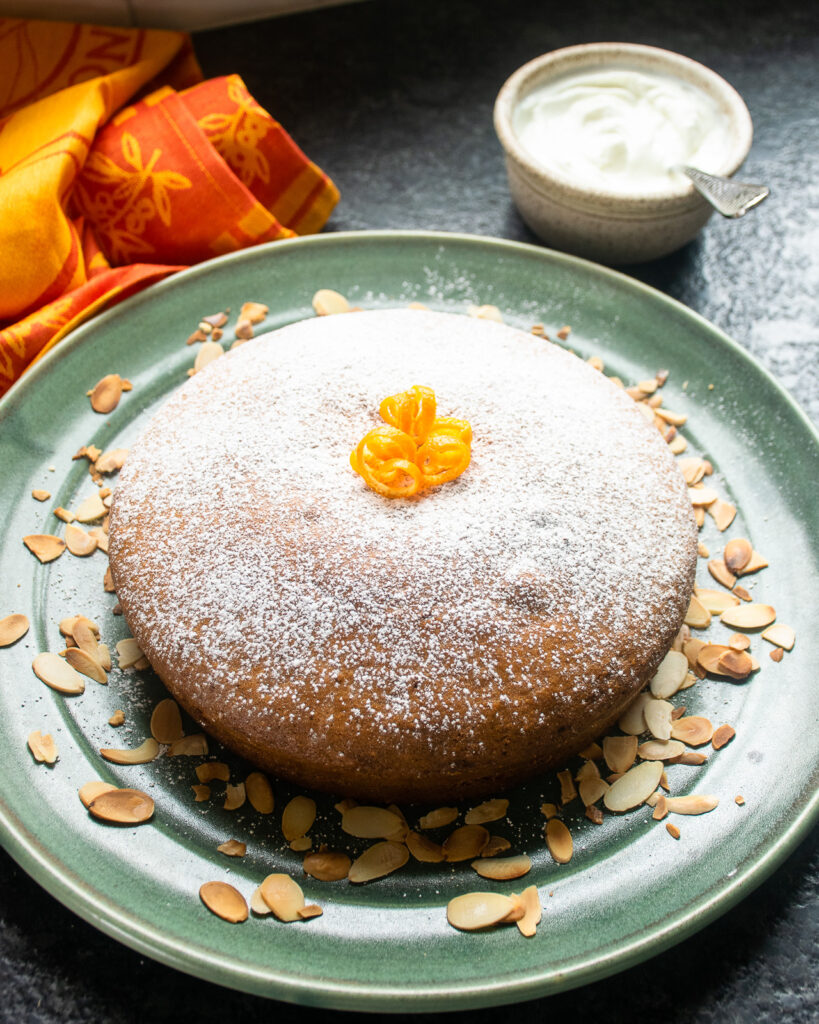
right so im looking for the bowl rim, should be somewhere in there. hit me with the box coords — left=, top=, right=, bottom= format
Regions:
left=493, top=42, right=754, bottom=212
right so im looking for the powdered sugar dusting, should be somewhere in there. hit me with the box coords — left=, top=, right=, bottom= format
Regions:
left=109, top=310, right=696, bottom=791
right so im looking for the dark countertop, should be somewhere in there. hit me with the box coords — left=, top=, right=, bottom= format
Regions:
left=1, top=0, right=817, bottom=1020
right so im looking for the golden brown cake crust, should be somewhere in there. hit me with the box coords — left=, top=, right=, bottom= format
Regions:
left=109, top=309, right=697, bottom=802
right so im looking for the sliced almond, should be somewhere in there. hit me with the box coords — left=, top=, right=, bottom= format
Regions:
left=32, top=652, right=85, bottom=694
left=250, top=886, right=271, bottom=915
left=637, top=738, right=686, bottom=760
left=578, top=777, right=610, bottom=807
left=464, top=798, right=509, bottom=825
left=737, top=550, right=768, bottom=575
left=670, top=716, right=713, bottom=746
left=0, top=613, right=29, bottom=647
left=23, top=534, right=65, bottom=563
left=348, top=841, right=409, bottom=883
left=603, top=734, right=638, bottom=774
left=618, top=692, right=653, bottom=734
left=471, top=855, right=531, bottom=881
left=545, top=818, right=573, bottom=863
left=193, top=340, right=224, bottom=373
left=707, top=499, right=737, bottom=531
left=604, top=760, right=664, bottom=812
left=712, top=724, right=736, bottom=750
left=168, top=734, right=208, bottom=756
left=108, top=709, right=125, bottom=726
left=644, top=699, right=673, bottom=740
left=447, top=892, right=518, bottom=931
left=303, top=850, right=351, bottom=881
left=282, top=794, right=317, bottom=840
left=664, top=795, right=719, bottom=815
left=514, top=885, right=542, bottom=938
left=196, top=762, right=230, bottom=784
left=669, top=436, right=687, bottom=454
left=27, top=730, right=58, bottom=764
left=443, top=824, right=490, bottom=862
left=728, top=632, right=751, bottom=651
left=688, top=486, right=718, bottom=507
left=761, top=624, right=795, bottom=650
left=668, top=750, right=708, bottom=766
left=678, top=457, right=707, bottom=485
left=72, top=619, right=101, bottom=659
left=224, top=782, right=246, bottom=810
left=717, top=648, right=755, bottom=679
left=239, top=301, right=269, bottom=324
left=103, top=565, right=116, bottom=592
left=735, top=795, right=746, bottom=806
left=655, top=406, right=686, bottom=425
left=770, top=647, right=784, bottom=662
left=88, top=787, right=154, bottom=824
left=298, top=904, right=323, bottom=920
left=290, top=836, right=312, bottom=853
left=217, top=839, right=246, bottom=858
left=31, top=489, right=51, bottom=501
left=149, top=698, right=184, bottom=743
left=684, top=595, right=711, bottom=629
left=245, top=771, right=274, bottom=814
left=65, top=647, right=107, bottom=684
left=99, top=737, right=159, bottom=765
left=78, top=780, right=117, bottom=807
left=199, top=881, right=248, bottom=923
left=720, top=603, right=776, bottom=630
left=481, top=835, right=512, bottom=857
left=95, top=448, right=129, bottom=474
left=312, top=288, right=350, bottom=316
left=341, top=805, right=405, bottom=840
left=418, top=806, right=458, bottom=830
left=650, top=649, right=689, bottom=698
left=557, top=768, right=577, bottom=805
left=694, top=587, right=740, bottom=614
left=87, top=528, right=109, bottom=554
left=87, top=374, right=130, bottom=414
left=116, top=637, right=144, bottom=669
left=540, top=802, right=558, bottom=819
left=666, top=822, right=681, bottom=839
left=73, top=494, right=106, bottom=523
left=708, top=559, right=737, bottom=590
left=723, top=537, right=753, bottom=573
left=192, top=784, right=211, bottom=802
left=406, top=830, right=446, bottom=863
left=579, top=741, right=603, bottom=760
left=733, top=584, right=752, bottom=601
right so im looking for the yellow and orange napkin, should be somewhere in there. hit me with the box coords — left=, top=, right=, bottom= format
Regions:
left=0, top=19, right=339, bottom=398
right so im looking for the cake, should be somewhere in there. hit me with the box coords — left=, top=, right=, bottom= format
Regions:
left=108, top=308, right=698, bottom=803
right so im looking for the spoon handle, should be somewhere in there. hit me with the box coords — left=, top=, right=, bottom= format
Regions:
left=679, top=165, right=770, bottom=218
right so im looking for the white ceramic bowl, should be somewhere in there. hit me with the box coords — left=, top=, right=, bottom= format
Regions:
left=494, top=43, right=754, bottom=264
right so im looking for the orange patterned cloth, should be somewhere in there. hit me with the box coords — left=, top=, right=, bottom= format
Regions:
left=0, top=19, right=339, bottom=398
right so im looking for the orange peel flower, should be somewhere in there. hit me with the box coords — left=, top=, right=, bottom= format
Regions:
left=352, top=388, right=472, bottom=498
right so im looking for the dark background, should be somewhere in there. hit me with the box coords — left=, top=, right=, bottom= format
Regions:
left=1, top=0, right=817, bottom=1020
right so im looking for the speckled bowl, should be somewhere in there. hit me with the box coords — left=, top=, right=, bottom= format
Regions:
left=494, top=43, right=753, bottom=264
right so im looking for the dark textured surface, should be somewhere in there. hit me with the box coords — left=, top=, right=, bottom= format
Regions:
left=1, top=0, right=817, bottom=1020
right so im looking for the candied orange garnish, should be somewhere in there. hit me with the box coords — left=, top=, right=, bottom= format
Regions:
left=352, top=388, right=472, bottom=498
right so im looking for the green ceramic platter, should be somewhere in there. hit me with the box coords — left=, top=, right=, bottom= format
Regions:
left=0, top=231, right=817, bottom=1012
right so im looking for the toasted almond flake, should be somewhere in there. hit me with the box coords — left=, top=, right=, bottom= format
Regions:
left=406, top=830, right=446, bottom=862
left=195, top=761, right=230, bottom=784
left=684, top=595, right=711, bottom=629
left=637, top=738, right=686, bottom=761
left=290, top=835, right=313, bottom=852
left=643, top=698, right=673, bottom=741
left=108, top=709, right=125, bottom=726
left=217, top=839, right=246, bottom=857
left=447, top=892, right=518, bottom=931
left=728, top=632, right=751, bottom=651
left=73, top=493, right=106, bottom=524
left=250, top=886, right=271, bottom=915
left=555, top=768, right=576, bottom=805
left=770, top=647, right=784, bottom=662
left=697, top=541, right=710, bottom=558
left=63, top=524, right=97, bottom=557
left=545, top=818, right=573, bottom=863
left=669, top=436, right=687, bottom=454
left=735, top=795, right=746, bottom=806
left=442, top=824, right=490, bottom=862
left=467, top=303, right=503, bottom=322
left=482, top=835, right=512, bottom=857
left=0, top=613, right=29, bottom=647
left=167, top=733, right=208, bottom=756
left=99, top=737, right=159, bottom=765
left=312, top=288, right=350, bottom=316
left=578, top=741, right=603, bottom=760
left=585, top=804, right=604, bottom=824
left=695, top=587, right=741, bottom=614
left=103, top=565, right=116, bottom=592
left=23, top=534, right=65, bottom=563
left=586, top=354, right=604, bottom=370
left=464, top=798, right=509, bottom=825
left=666, top=822, right=681, bottom=839
left=712, top=724, right=736, bottom=750
left=95, top=447, right=129, bottom=474
left=665, top=795, right=719, bottom=815
left=280, top=794, right=316, bottom=840
left=724, top=537, right=753, bottom=573
left=192, top=784, right=211, bottom=802
left=707, top=498, right=737, bottom=532
left=419, top=806, right=458, bottom=830
left=78, top=780, right=117, bottom=807
left=199, top=881, right=248, bottom=923
left=31, top=489, right=51, bottom=501
left=515, top=885, right=542, bottom=937
left=27, top=730, right=58, bottom=764
left=223, top=782, right=246, bottom=810
left=88, top=374, right=129, bottom=414
left=604, top=760, right=664, bottom=812
left=651, top=649, right=690, bottom=699
left=244, top=771, right=274, bottom=814
left=603, top=735, right=638, bottom=774
left=87, top=527, right=109, bottom=553
left=96, top=643, right=110, bottom=672
left=72, top=618, right=100, bottom=658
left=65, top=646, right=107, bottom=683
left=32, top=652, right=85, bottom=694
left=239, top=301, right=268, bottom=324
left=233, top=321, right=253, bottom=342
left=761, top=624, right=795, bottom=650
left=471, top=854, right=531, bottom=881
left=618, top=692, right=652, bottom=734
left=697, top=644, right=751, bottom=678
left=669, top=750, right=708, bottom=766
left=721, top=603, right=776, bottom=630
left=689, top=486, right=718, bottom=507
left=655, top=406, right=686, bottom=425
left=298, top=904, right=323, bottom=920
left=88, top=787, right=154, bottom=824
left=341, top=805, right=405, bottom=840
left=733, top=584, right=753, bottom=601
left=637, top=378, right=658, bottom=395
left=191, top=341, right=222, bottom=375
left=636, top=402, right=655, bottom=423
left=147, top=698, right=183, bottom=743
left=578, top=777, right=610, bottom=807
left=116, top=637, right=144, bottom=669
left=678, top=457, right=707, bottom=485
left=670, top=716, right=714, bottom=746
left=694, top=506, right=705, bottom=528
left=652, top=794, right=669, bottom=820
left=303, top=850, right=352, bottom=881
left=737, top=550, right=768, bottom=575
left=575, top=759, right=600, bottom=783
left=348, top=840, right=409, bottom=883
left=556, top=324, right=571, bottom=340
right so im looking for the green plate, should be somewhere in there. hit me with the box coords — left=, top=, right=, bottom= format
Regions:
left=0, top=231, right=817, bottom=1011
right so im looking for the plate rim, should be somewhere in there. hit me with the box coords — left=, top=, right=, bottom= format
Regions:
left=1, top=229, right=817, bottom=1011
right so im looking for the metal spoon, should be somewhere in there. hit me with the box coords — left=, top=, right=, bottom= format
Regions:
left=677, top=165, right=770, bottom=218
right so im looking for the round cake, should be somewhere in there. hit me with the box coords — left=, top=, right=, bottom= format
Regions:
left=109, top=308, right=697, bottom=803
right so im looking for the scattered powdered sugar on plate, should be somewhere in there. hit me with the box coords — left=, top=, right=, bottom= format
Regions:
left=109, top=309, right=696, bottom=791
